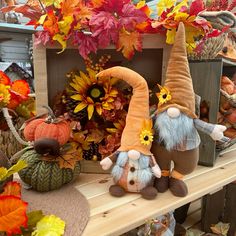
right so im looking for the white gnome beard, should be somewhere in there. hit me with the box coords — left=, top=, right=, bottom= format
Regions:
left=154, top=111, right=194, bottom=151
left=111, top=152, right=153, bottom=185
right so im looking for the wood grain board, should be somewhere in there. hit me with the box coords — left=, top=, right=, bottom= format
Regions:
left=72, top=148, right=236, bottom=236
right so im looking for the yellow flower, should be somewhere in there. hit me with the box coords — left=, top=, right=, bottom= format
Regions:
left=156, top=84, right=171, bottom=106
left=0, top=84, right=10, bottom=108
left=70, top=67, right=118, bottom=120
left=139, top=120, right=154, bottom=146
left=32, top=215, right=65, bottom=236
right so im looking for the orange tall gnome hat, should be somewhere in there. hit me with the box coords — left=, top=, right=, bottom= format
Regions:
left=157, top=22, right=197, bottom=119
left=97, top=66, right=153, bottom=156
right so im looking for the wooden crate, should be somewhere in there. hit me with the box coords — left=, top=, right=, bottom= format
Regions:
left=189, top=58, right=236, bottom=166
left=201, top=182, right=236, bottom=236
left=33, top=34, right=171, bottom=173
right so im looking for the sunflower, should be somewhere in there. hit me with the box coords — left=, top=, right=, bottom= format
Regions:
left=70, top=67, right=118, bottom=120
left=156, top=84, right=171, bottom=106
left=0, top=84, right=11, bottom=109
left=139, top=119, right=154, bottom=146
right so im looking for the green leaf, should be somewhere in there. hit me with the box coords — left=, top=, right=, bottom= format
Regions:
left=0, top=167, right=8, bottom=181
left=6, top=160, right=28, bottom=179
left=27, top=210, right=45, bottom=228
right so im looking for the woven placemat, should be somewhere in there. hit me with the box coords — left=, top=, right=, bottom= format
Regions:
left=22, top=182, right=90, bottom=236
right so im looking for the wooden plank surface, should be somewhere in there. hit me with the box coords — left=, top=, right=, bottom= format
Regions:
left=76, top=149, right=236, bottom=236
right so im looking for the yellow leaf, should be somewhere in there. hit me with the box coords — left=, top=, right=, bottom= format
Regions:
left=0, top=167, right=8, bottom=182
left=174, top=12, right=189, bottom=22
left=117, top=29, right=142, bottom=60
left=38, top=14, right=47, bottom=25
left=185, top=26, right=203, bottom=44
left=53, top=34, right=67, bottom=54
left=87, top=104, right=94, bottom=120
left=157, top=0, right=175, bottom=16
left=58, top=16, right=73, bottom=35
left=166, top=28, right=176, bottom=44
left=172, top=0, right=188, bottom=13
left=186, top=43, right=196, bottom=54
left=74, top=102, right=87, bottom=113
left=41, top=0, right=62, bottom=8
left=71, top=94, right=83, bottom=101
left=32, top=215, right=65, bottom=236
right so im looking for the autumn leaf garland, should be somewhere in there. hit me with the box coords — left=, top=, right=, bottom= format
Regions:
left=1, top=0, right=230, bottom=59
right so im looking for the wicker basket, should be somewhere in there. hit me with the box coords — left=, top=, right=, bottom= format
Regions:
left=0, top=117, right=25, bottom=158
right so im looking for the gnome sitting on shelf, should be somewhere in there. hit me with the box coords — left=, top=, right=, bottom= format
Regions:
left=151, top=22, right=229, bottom=198
left=97, top=66, right=161, bottom=200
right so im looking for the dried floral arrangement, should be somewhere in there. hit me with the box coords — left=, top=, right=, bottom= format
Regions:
left=52, top=55, right=131, bottom=161
left=1, top=0, right=234, bottom=59
left=0, top=160, right=66, bottom=236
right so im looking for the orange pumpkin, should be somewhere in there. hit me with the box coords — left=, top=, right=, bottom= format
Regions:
left=23, top=106, right=71, bottom=146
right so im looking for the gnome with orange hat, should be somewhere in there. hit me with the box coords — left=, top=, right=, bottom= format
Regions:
left=97, top=67, right=161, bottom=200
left=152, top=22, right=229, bottom=197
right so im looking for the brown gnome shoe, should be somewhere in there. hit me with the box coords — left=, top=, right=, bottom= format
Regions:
left=169, top=177, right=188, bottom=197
left=140, top=186, right=158, bottom=200
left=154, top=176, right=169, bottom=193
left=109, top=185, right=126, bottom=197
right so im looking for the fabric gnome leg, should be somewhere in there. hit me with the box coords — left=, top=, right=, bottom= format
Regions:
left=97, top=66, right=161, bottom=200
left=152, top=22, right=229, bottom=197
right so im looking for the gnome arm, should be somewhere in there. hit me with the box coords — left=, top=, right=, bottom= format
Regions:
left=100, top=152, right=118, bottom=170
left=150, top=155, right=161, bottom=178
left=194, top=119, right=229, bottom=142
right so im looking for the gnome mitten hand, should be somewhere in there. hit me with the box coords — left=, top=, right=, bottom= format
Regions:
left=210, top=124, right=227, bottom=141
left=100, top=157, right=113, bottom=170
left=152, top=164, right=161, bottom=178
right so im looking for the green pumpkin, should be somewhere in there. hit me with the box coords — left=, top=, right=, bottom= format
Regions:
left=18, top=149, right=80, bottom=192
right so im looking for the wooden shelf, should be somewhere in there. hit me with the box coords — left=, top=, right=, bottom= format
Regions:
left=73, top=145, right=236, bottom=236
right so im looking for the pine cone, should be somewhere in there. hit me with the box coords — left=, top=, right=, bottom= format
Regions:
left=64, top=96, right=88, bottom=122
left=83, top=143, right=102, bottom=161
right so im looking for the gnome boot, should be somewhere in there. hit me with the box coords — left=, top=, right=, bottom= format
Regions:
left=109, top=185, right=126, bottom=197
left=169, top=177, right=188, bottom=197
left=140, top=186, right=158, bottom=200
left=154, top=170, right=170, bottom=193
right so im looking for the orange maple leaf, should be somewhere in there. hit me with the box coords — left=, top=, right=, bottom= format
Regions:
left=117, top=29, right=142, bottom=60
left=0, top=71, right=11, bottom=85
left=90, top=0, right=104, bottom=8
left=0, top=195, right=28, bottom=236
left=0, top=182, right=21, bottom=198
left=43, top=10, right=59, bottom=35
left=58, top=142, right=83, bottom=169
left=61, top=0, right=80, bottom=16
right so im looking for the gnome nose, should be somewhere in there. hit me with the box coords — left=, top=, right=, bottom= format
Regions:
left=167, top=107, right=180, bottom=118
left=128, top=150, right=140, bottom=160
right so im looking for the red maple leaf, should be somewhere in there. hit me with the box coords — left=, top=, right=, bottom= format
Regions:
left=119, top=3, right=147, bottom=31
left=90, top=11, right=119, bottom=48
left=73, top=32, right=98, bottom=58
left=190, top=0, right=205, bottom=16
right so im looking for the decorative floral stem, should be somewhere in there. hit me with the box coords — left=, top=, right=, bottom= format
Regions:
left=2, top=107, right=29, bottom=146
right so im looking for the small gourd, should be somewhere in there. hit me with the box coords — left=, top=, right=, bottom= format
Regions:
left=23, top=106, right=71, bottom=146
